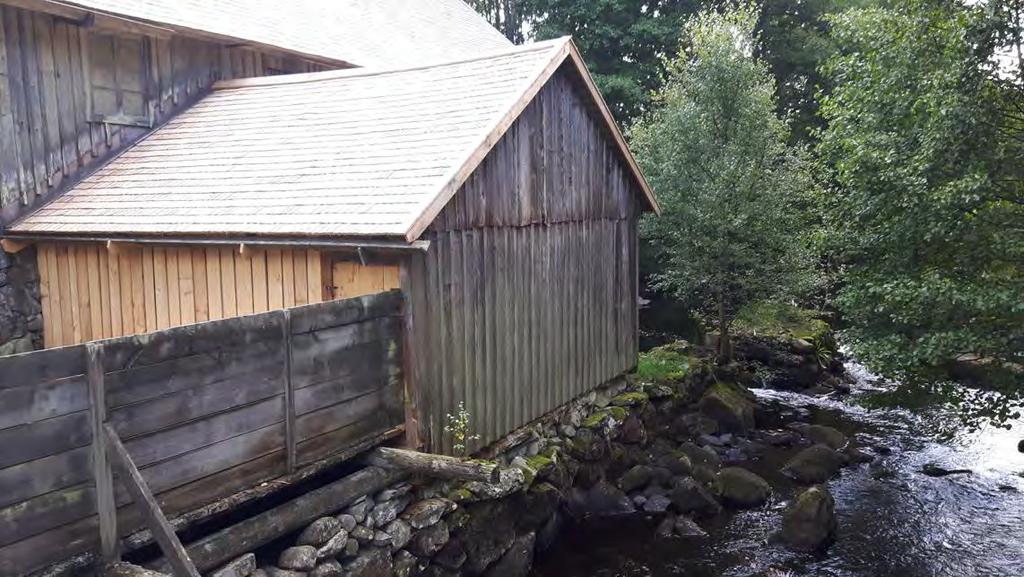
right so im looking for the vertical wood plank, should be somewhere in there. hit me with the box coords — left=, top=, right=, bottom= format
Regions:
left=234, top=250, right=254, bottom=315
left=252, top=250, right=268, bottom=312
left=267, top=249, right=283, bottom=309
left=281, top=309, right=295, bottom=473
left=205, top=248, right=222, bottom=320
left=219, top=248, right=236, bottom=317
left=178, top=248, right=195, bottom=325
left=166, top=248, right=181, bottom=327
left=305, top=249, right=321, bottom=304
left=65, top=245, right=82, bottom=343
left=126, top=252, right=143, bottom=334
left=292, top=250, right=307, bottom=306
left=140, top=247, right=156, bottom=332
left=86, top=245, right=102, bottom=339
left=87, top=342, right=118, bottom=563
left=153, top=248, right=169, bottom=329
left=38, top=244, right=57, bottom=347
left=282, top=249, right=295, bottom=307
left=98, top=247, right=112, bottom=338
left=106, top=246, right=122, bottom=338
left=191, top=248, right=208, bottom=322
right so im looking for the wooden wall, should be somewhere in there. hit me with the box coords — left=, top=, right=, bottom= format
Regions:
left=0, top=4, right=331, bottom=228
left=409, top=65, right=641, bottom=454
left=0, top=291, right=405, bottom=576
left=36, top=244, right=328, bottom=348
left=331, top=260, right=401, bottom=300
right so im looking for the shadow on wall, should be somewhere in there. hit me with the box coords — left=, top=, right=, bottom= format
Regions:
left=0, top=247, right=42, bottom=355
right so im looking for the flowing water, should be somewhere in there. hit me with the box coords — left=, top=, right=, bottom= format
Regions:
left=531, top=361, right=1024, bottom=577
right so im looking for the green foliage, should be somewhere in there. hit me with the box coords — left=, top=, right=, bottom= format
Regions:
left=525, top=0, right=700, bottom=123
left=818, top=0, right=1024, bottom=412
left=632, top=2, right=819, bottom=359
left=444, top=402, right=481, bottom=457
left=636, top=345, right=692, bottom=383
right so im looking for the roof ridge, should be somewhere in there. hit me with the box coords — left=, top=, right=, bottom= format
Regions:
left=213, top=37, right=573, bottom=91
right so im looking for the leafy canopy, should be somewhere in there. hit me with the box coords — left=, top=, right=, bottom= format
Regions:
left=818, top=0, right=1023, bottom=417
left=632, top=1, right=818, bottom=357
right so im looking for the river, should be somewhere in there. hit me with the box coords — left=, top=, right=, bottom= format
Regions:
left=530, top=360, right=1024, bottom=577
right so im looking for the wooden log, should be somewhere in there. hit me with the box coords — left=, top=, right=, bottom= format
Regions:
left=154, top=466, right=403, bottom=573
left=363, top=447, right=500, bottom=483
left=104, top=425, right=200, bottom=577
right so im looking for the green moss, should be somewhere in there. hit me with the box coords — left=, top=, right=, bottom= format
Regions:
left=582, top=406, right=629, bottom=428
left=635, top=345, right=691, bottom=383
left=525, top=454, right=554, bottom=472
left=705, top=381, right=755, bottom=410
left=733, top=301, right=830, bottom=341
left=447, top=488, right=474, bottom=502
left=611, top=391, right=649, bottom=407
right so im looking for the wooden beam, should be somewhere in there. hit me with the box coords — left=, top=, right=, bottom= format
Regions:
left=363, top=447, right=500, bottom=483
left=154, top=466, right=404, bottom=573
left=103, top=425, right=201, bottom=577
left=1, top=238, right=31, bottom=253
left=3, top=234, right=431, bottom=253
left=281, top=309, right=296, bottom=473
left=86, top=343, right=119, bottom=565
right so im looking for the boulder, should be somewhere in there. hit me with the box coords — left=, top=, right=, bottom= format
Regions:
left=433, top=538, right=468, bottom=570
left=620, top=414, right=647, bottom=444
left=369, top=496, right=412, bottom=527
left=716, top=467, right=772, bottom=508
left=673, top=515, right=708, bottom=537
left=402, top=498, right=455, bottom=529
left=670, top=477, right=721, bottom=518
left=566, top=480, right=636, bottom=519
left=278, top=546, right=318, bottom=572
left=210, top=554, right=257, bottom=577
left=345, top=497, right=373, bottom=524
left=409, top=521, right=450, bottom=557
left=309, top=560, right=343, bottom=577
left=297, top=517, right=343, bottom=547
left=782, top=444, right=845, bottom=484
left=385, top=519, right=412, bottom=550
left=642, top=493, right=673, bottom=513
left=482, top=532, right=536, bottom=577
left=1018, top=439, right=1024, bottom=453
left=105, top=563, right=170, bottom=577
left=618, top=465, right=655, bottom=493
left=698, top=382, right=758, bottom=433
left=393, top=550, right=418, bottom=577
left=805, top=425, right=848, bottom=449
left=343, top=548, right=393, bottom=577
left=921, top=463, right=972, bottom=477
left=336, top=514, right=357, bottom=532
left=316, top=530, right=350, bottom=560
left=262, top=569, right=306, bottom=577
left=461, top=501, right=517, bottom=573
left=781, top=485, right=837, bottom=552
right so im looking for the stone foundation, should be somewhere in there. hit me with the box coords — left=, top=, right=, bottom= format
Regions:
left=0, top=247, right=42, bottom=355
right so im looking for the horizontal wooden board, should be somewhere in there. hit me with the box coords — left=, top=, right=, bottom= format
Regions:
left=0, top=374, right=88, bottom=430
left=0, top=410, right=91, bottom=469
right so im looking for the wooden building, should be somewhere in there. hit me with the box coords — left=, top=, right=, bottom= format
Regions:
left=5, top=35, right=659, bottom=454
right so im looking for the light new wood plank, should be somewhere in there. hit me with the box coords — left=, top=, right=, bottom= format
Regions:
left=141, top=247, right=157, bottom=332
left=234, top=250, right=254, bottom=315
left=98, top=248, right=112, bottom=338
left=192, top=248, right=209, bottom=322
left=178, top=248, right=196, bottom=325
left=105, top=248, right=123, bottom=339
left=292, top=250, right=308, bottom=306
left=205, top=248, right=222, bottom=320
left=266, top=249, right=283, bottom=309
left=281, top=249, right=295, bottom=308
left=64, top=246, right=82, bottom=343
left=250, top=250, right=268, bottom=312
left=305, top=249, right=321, bottom=304
left=86, top=245, right=103, bottom=339
left=166, top=248, right=182, bottom=327
left=219, top=248, right=237, bottom=317
left=153, top=248, right=170, bottom=329
left=38, top=244, right=60, bottom=347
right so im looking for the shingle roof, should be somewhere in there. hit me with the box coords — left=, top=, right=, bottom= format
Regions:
left=10, top=38, right=658, bottom=242
left=39, top=0, right=513, bottom=67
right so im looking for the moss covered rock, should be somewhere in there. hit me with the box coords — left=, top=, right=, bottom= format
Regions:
left=697, top=381, right=758, bottom=433
left=611, top=391, right=649, bottom=407
left=716, top=467, right=771, bottom=508
left=781, top=485, right=836, bottom=552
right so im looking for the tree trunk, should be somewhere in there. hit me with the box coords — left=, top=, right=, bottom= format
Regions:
left=717, top=297, right=732, bottom=365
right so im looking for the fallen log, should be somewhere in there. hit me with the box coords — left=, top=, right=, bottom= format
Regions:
left=364, top=447, right=500, bottom=483
left=153, top=466, right=404, bottom=573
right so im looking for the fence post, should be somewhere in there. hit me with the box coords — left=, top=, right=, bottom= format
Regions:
left=282, top=309, right=296, bottom=473
left=86, top=342, right=119, bottom=564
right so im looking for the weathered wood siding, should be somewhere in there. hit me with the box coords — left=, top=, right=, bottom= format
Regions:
left=0, top=291, right=404, bottom=576
left=0, top=4, right=330, bottom=228
left=36, top=244, right=331, bottom=347
left=411, top=65, right=640, bottom=453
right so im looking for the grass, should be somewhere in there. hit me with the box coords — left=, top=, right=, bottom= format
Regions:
left=636, top=345, right=691, bottom=383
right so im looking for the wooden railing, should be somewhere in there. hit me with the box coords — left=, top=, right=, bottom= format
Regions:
left=0, top=290, right=405, bottom=576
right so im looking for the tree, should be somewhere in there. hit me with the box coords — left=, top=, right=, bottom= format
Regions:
left=818, top=0, right=1023, bottom=416
left=526, top=0, right=701, bottom=123
left=633, top=2, right=818, bottom=363
left=467, top=0, right=526, bottom=43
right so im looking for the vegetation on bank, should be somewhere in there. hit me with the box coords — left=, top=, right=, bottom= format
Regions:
left=470, top=0, right=1023, bottom=423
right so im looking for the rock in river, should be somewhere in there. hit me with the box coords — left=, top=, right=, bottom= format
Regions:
left=781, top=485, right=837, bottom=552
left=698, top=382, right=758, bottom=433
left=567, top=480, right=636, bottom=518
left=670, top=477, right=722, bottom=518
left=782, top=444, right=845, bottom=484
left=716, top=467, right=772, bottom=508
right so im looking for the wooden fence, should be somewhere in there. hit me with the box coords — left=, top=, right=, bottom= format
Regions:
left=0, top=290, right=405, bottom=576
